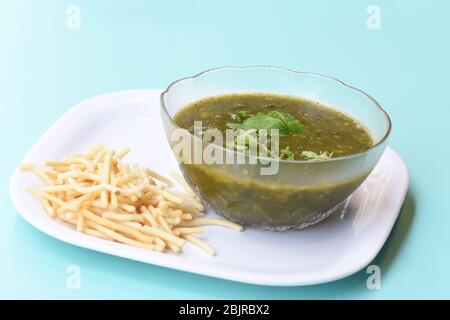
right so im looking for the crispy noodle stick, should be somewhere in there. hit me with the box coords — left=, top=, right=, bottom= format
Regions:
left=42, top=199, right=56, bottom=218
left=20, top=164, right=56, bottom=185
left=169, top=171, right=196, bottom=196
left=183, top=234, right=216, bottom=256
left=57, top=171, right=101, bottom=182
left=157, top=214, right=173, bottom=234
left=86, top=144, right=103, bottom=160
left=146, top=185, right=202, bottom=216
left=113, top=175, right=134, bottom=186
left=77, top=214, right=84, bottom=232
left=102, top=212, right=146, bottom=223
left=120, top=221, right=144, bottom=229
left=163, top=188, right=204, bottom=211
left=167, top=217, right=181, bottom=226
left=100, top=150, right=114, bottom=208
left=88, top=221, right=162, bottom=251
left=84, top=228, right=113, bottom=241
left=115, top=148, right=130, bottom=160
left=174, top=227, right=204, bottom=235
left=81, top=209, right=155, bottom=244
left=181, top=213, right=193, bottom=220
left=119, top=203, right=136, bottom=213
left=140, top=206, right=160, bottom=228
left=140, top=225, right=184, bottom=247
left=82, top=209, right=184, bottom=247
left=57, top=213, right=76, bottom=225
left=39, top=183, right=118, bottom=194
left=92, top=148, right=107, bottom=167
left=45, top=158, right=94, bottom=172
left=57, top=193, right=98, bottom=213
left=134, top=164, right=144, bottom=179
left=26, top=187, right=66, bottom=206
left=142, top=167, right=174, bottom=186
left=110, top=191, right=118, bottom=209
left=180, top=218, right=243, bottom=232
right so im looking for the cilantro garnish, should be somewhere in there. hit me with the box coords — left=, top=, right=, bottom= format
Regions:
left=280, top=146, right=295, bottom=160
left=226, top=111, right=304, bottom=136
left=301, top=150, right=333, bottom=161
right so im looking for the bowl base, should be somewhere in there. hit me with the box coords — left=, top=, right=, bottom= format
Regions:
left=209, top=197, right=351, bottom=232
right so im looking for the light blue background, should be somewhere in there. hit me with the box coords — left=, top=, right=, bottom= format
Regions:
left=1, top=0, right=449, bottom=299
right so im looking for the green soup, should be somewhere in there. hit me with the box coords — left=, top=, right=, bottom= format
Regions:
left=172, top=93, right=374, bottom=230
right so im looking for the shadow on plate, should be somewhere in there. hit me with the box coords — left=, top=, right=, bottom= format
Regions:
left=367, top=190, right=415, bottom=276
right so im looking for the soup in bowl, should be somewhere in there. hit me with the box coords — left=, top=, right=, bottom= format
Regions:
left=160, top=66, right=391, bottom=230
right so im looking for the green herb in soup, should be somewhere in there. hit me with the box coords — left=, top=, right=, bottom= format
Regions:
left=171, top=93, right=374, bottom=229
left=301, top=150, right=333, bottom=161
left=226, top=110, right=305, bottom=137
left=174, top=93, right=372, bottom=160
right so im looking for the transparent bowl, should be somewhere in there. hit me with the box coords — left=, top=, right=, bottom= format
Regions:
left=160, top=66, right=391, bottom=230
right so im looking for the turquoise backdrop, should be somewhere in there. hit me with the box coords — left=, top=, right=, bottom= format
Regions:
left=1, top=0, right=449, bottom=299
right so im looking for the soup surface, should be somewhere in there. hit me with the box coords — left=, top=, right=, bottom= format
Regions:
left=174, top=93, right=373, bottom=159
left=171, top=93, right=374, bottom=229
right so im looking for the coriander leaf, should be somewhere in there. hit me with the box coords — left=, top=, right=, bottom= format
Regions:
left=242, top=114, right=286, bottom=131
left=266, top=111, right=304, bottom=134
left=301, top=150, right=333, bottom=161
left=227, top=114, right=289, bottom=135
left=280, top=146, right=295, bottom=160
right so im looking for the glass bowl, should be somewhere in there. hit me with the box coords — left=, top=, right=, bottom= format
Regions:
left=160, top=66, right=391, bottom=231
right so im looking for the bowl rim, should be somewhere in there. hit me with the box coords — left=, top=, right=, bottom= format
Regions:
left=160, top=65, right=392, bottom=164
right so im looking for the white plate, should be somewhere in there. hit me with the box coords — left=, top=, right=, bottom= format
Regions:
left=9, top=89, right=409, bottom=286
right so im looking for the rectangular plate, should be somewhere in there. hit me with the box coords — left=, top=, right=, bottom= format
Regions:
left=9, top=89, right=409, bottom=286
